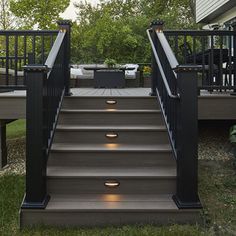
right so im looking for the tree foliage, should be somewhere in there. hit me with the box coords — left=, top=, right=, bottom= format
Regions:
left=0, top=0, right=16, bottom=29
left=72, top=0, right=198, bottom=63
left=10, top=0, right=70, bottom=29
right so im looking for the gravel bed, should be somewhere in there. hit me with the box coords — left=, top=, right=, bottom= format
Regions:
left=0, top=122, right=234, bottom=175
left=198, top=121, right=234, bottom=161
left=0, top=137, right=26, bottom=176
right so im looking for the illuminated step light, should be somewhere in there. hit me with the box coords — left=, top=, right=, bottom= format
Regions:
left=105, top=132, right=118, bottom=139
left=104, top=180, right=120, bottom=188
left=106, top=100, right=117, bottom=105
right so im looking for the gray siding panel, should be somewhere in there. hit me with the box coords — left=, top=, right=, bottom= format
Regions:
left=196, top=0, right=231, bottom=22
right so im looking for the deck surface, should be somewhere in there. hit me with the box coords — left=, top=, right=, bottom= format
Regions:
left=0, top=88, right=235, bottom=97
left=1, top=88, right=236, bottom=120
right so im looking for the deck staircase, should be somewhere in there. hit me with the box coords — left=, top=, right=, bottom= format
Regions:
left=20, top=95, right=199, bottom=227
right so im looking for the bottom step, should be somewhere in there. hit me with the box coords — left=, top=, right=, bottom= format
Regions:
left=20, top=194, right=200, bottom=227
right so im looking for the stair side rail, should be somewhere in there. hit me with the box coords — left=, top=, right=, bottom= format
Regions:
left=21, top=20, right=72, bottom=209
left=147, top=20, right=202, bottom=209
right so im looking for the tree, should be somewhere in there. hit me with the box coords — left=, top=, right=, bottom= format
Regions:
left=72, top=0, right=198, bottom=63
left=0, top=0, right=15, bottom=29
left=9, top=0, right=70, bottom=29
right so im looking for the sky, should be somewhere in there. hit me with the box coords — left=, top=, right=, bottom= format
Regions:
left=60, top=0, right=100, bottom=21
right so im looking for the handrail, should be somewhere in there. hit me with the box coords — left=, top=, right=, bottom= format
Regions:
left=164, top=30, right=236, bottom=36
left=147, top=29, right=179, bottom=99
left=156, top=32, right=178, bottom=69
left=0, top=30, right=58, bottom=35
left=45, top=31, right=66, bottom=77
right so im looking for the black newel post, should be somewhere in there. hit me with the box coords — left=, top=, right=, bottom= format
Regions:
left=173, top=65, right=202, bottom=209
left=0, top=121, right=7, bottom=169
left=57, top=20, right=72, bottom=96
left=232, top=22, right=236, bottom=87
left=22, top=65, right=50, bottom=209
left=150, top=20, right=164, bottom=96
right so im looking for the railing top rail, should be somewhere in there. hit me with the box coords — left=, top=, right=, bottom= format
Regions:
left=147, top=29, right=179, bottom=99
left=164, top=30, right=236, bottom=36
left=0, top=30, right=59, bottom=35
left=156, top=31, right=179, bottom=70
left=45, top=31, right=66, bottom=77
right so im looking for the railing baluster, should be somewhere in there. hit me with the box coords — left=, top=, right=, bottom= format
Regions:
left=193, top=36, right=196, bottom=64
left=14, top=35, right=18, bottom=85
left=5, top=35, right=9, bottom=85
left=32, top=35, right=36, bottom=64
left=175, top=35, right=178, bottom=58
left=41, top=34, right=45, bottom=63
left=219, top=35, right=223, bottom=89
left=233, top=23, right=236, bottom=89
left=184, top=35, right=187, bottom=64
left=202, top=36, right=206, bottom=89
left=23, top=35, right=27, bottom=85
left=228, top=35, right=232, bottom=87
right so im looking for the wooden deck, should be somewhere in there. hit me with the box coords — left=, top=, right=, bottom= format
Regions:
left=0, top=88, right=236, bottom=120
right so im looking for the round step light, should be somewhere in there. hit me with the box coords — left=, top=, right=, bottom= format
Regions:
left=106, top=100, right=117, bottom=105
left=105, top=132, right=118, bottom=139
left=104, top=180, right=120, bottom=188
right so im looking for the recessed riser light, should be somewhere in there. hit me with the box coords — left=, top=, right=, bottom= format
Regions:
left=105, top=133, right=118, bottom=138
left=104, top=181, right=120, bottom=188
left=106, top=100, right=117, bottom=105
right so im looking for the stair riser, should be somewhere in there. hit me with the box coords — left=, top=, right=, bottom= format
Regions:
left=62, top=97, right=159, bottom=110
left=48, top=152, right=175, bottom=168
left=47, top=178, right=176, bottom=195
left=58, top=113, right=163, bottom=126
left=53, top=130, right=169, bottom=144
left=20, top=211, right=200, bottom=228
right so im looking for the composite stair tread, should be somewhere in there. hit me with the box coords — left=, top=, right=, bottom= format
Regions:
left=56, top=124, right=167, bottom=131
left=60, top=109, right=161, bottom=113
left=45, top=194, right=182, bottom=211
left=51, top=143, right=172, bottom=152
left=47, top=166, right=176, bottom=178
left=65, top=95, right=157, bottom=99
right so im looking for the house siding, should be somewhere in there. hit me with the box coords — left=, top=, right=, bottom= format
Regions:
left=196, top=0, right=234, bottom=23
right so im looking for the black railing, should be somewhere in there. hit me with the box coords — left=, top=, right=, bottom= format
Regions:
left=0, top=30, right=58, bottom=89
left=21, top=21, right=71, bottom=209
left=164, top=24, right=236, bottom=92
left=147, top=21, right=201, bottom=209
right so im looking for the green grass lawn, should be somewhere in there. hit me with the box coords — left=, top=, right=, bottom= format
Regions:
left=7, top=120, right=26, bottom=139
left=0, top=160, right=235, bottom=235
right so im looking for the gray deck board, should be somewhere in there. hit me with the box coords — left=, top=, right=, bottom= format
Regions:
left=46, top=194, right=178, bottom=210
left=56, top=124, right=166, bottom=131
left=1, top=88, right=236, bottom=120
left=47, top=166, right=176, bottom=178
left=51, top=143, right=172, bottom=152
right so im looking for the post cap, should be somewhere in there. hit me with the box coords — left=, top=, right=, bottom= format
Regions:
left=57, top=20, right=72, bottom=26
left=174, top=64, right=203, bottom=72
left=23, top=64, right=49, bottom=73
left=150, top=20, right=164, bottom=27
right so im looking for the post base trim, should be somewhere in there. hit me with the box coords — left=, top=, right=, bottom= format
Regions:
left=172, top=194, right=202, bottom=209
left=21, top=194, right=50, bottom=209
